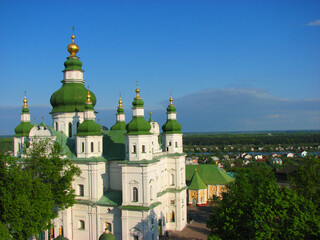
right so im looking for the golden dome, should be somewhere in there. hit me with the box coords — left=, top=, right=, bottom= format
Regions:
left=67, top=34, right=79, bottom=57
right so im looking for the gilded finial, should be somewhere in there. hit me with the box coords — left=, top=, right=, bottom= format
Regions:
left=135, top=80, right=141, bottom=99
left=195, top=168, right=197, bottom=172
left=67, top=26, right=79, bottom=57
left=118, top=96, right=123, bottom=108
left=23, top=91, right=28, bottom=108
left=150, top=112, right=152, bottom=116
left=169, top=95, right=173, bottom=106
left=86, top=89, right=92, bottom=104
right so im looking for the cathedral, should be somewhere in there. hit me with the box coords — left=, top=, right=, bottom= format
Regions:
left=13, top=34, right=187, bottom=240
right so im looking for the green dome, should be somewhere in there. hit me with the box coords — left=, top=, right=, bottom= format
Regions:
left=132, top=98, right=144, bottom=108
left=54, top=235, right=69, bottom=240
left=111, top=121, right=126, bottom=131
left=50, top=83, right=96, bottom=113
left=14, top=121, right=33, bottom=137
left=167, top=105, right=176, bottom=113
left=162, top=120, right=182, bottom=134
left=63, top=57, right=83, bottom=72
left=126, top=117, right=151, bottom=135
left=76, top=120, right=102, bottom=136
left=99, top=232, right=115, bottom=240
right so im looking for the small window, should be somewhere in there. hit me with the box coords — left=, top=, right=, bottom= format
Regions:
left=98, top=141, right=101, bottom=152
left=91, top=142, right=94, bottom=152
left=79, top=184, right=84, bottom=196
left=171, top=174, right=174, bottom=185
left=171, top=200, right=175, bottom=205
left=18, top=143, right=21, bottom=151
left=68, top=122, right=72, bottom=137
left=133, top=145, right=136, bottom=153
left=175, top=142, right=178, bottom=148
left=133, top=187, right=138, bottom=202
left=150, top=186, right=153, bottom=200
left=142, top=145, right=146, bottom=153
left=81, top=142, right=84, bottom=153
left=79, top=220, right=85, bottom=230
left=55, top=122, right=59, bottom=131
left=169, top=142, right=172, bottom=146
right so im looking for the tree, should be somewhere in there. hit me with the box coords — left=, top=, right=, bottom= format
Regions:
left=25, top=139, right=81, bottom=210
left=0, top=154, right=54, bottom=240
left=289, top=155, right=320, bottom=206
left=207, top=162, right=320, bottom=239
left=0, top=139, right=81, bottom=239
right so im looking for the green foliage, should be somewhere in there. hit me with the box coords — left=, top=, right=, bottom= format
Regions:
left=184, top=131, right=320, bottom=148
left=207, top=162, right=320, bottom=239
left=0, top=154, right=54, bottom=240
left=289, top=155, right=320, bottom=207
left=0, top=138, right=13, bottom=154
left=0, top=139, right=81, bottom=239
left=25, top=139, right=81, bottom=210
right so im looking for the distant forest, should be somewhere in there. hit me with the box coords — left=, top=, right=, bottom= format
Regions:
left=183, top=131, right=320, bottom=147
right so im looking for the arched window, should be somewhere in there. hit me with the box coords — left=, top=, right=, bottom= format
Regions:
left=55, top=122, right=59, bottom=131
left=91, top=142, right=94, bottom=152
left=150, top=185, right=153, bottom=200
left=98, top=141, right=101, bottom=152
left=81, top=142, right=84, bottom=153
left=133, top=187, right=138, bottom=202
left=68, top=122, right=72, bottom=137
left=170, top=211, right=175, bottom=222
left=171, top=174, right=174, bottom=185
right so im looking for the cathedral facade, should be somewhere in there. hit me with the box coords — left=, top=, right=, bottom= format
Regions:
left=13, top=34, right=187, bottom=240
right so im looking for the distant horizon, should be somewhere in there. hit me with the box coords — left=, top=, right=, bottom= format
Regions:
left=2, top=129, right=320, bottom=138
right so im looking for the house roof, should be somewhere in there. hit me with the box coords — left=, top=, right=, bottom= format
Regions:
left=188, top=171, right=207, bottom=190
left=186, top=164, right=235, bottom=186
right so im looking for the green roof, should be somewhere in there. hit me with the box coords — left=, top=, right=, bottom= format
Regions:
left=50, top=83, right=96, bottom=113
left=22, top=107, right=29, bottom=113
left=186, top=164, right=235, bottom=186
left=167, top=105, right=176, bottom=113
left=120, top=202, right=161, bottom=211
left=99, top=233, right=115, bottom=240
left=132, top=98, right=144, bottom=108
left=110, top=121, right=126, bottom=131
left=188, top=171, right=207, bottom=190
left=54, top=235, right=69, bottom=240
left=126, top=116, right=151, bottom=135
left=162, top=119, right=182, bottom=134
left=102, top=130, right=126, bottom=160
left=63, top=56, right=83, bottom=72
left=96, top=190, right=122, bottom=206
left=14, top=121, right=33, bottom=137
left=76, top=120, right=102, bottom=136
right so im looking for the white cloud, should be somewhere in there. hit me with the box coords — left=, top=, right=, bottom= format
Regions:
left=306, top=19, right=320, bottom=26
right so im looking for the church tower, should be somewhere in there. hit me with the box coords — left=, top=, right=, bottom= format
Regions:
left=50, top=33, right=97, bottom=138
left=110, top=96, right=126, bottom=130
left=162, top=95, right=183, bottom=153
left=13, top=94, right=33, bottom=156
left=75, top=90, right=102, bottom=158
left=125, top=85, right=152, bottom=161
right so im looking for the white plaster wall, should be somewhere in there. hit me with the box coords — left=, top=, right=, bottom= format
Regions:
left=21, top=113, right=30, bottom=122
left=126, top=135, right=153, bottom=161
left=76, top=135, right=103, bottom=158
left=51, top=112, right=85, bottom=137
left=162, top=133, right=183, bottom=153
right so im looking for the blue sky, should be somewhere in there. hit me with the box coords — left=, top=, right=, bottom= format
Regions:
left=0, top=0, right=319, bottom=134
